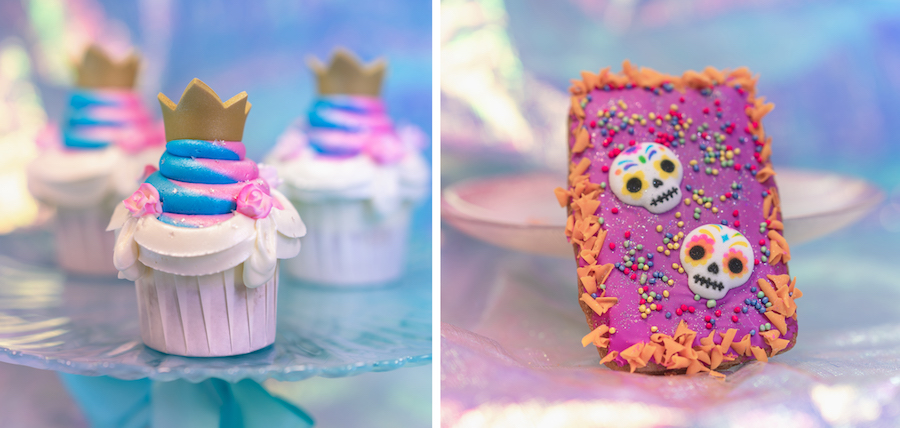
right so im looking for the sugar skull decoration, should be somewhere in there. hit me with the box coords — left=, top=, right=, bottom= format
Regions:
left=680, top=224, right=754, bottom=300
left=608, top=142, right=683, bottom=214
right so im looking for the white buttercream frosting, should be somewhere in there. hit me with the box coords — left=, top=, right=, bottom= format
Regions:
left=28, top=145, right=165, bottom=209
left=267, top=146, right=429, bottom=216
left=108, top=190, right=305, bottom=288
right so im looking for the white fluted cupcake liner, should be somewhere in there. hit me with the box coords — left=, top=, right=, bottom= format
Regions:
left=135, top=264, right=278, bottom=357
left=283, top=199, right=412, bottom=286
left=54, top=205, right=118, bottom=275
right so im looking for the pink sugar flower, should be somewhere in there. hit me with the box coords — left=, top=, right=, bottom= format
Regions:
left=124, top=183, right=162, bottom=217
left=396, top=123, right=427, bottom=150
left=236, top=183, right=274, bottom=219
left=364, top=134, right=406, bottom=165
left=35, top=123, right=61, bottom=150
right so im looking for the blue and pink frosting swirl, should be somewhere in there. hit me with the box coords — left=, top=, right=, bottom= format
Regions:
left=306, top=96, right=405, bottom=164
left=62, top=90, right=161, bottom=153
left=140, top=139, right=276, bottom=228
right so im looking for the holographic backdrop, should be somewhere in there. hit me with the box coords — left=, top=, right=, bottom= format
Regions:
left=441, top=0, right=900, bottom=231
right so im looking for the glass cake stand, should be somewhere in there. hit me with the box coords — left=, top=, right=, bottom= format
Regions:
left=442, top=168, right=884, bottom=256
left=0, top=227, right=432, bottom=383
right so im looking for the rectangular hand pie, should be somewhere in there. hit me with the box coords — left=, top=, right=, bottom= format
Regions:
left=557, top=62, right=801, bottom=375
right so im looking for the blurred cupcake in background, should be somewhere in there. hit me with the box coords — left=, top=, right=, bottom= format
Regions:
left=265, top=48, right=429, bottom=286
left=26, top=45, right=165, bottom=275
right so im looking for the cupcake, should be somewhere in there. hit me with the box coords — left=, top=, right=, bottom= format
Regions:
left=26, top=45, right=165, bottom=275
left=107, top=79, right=305, bottom=357
left=265, top=49, right=429, bottom=286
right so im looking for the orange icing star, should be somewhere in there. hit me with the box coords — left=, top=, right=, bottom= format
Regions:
left=764, top=311, right=788, bottom=336
left=568, top=158, right=591, bottom=184
left=580, top=276, right=598, bottom=295
left=581, top=325, right=611, bottom=348
left=760, top=330, right=791, bottom=356
left=730, top=334, right=752, bottom=356
left=598, top=350, right=619, bottom=365
left=580, top=293, right=618, bottom=317
left=756, top=165, right=776, bottom=183
left=581, top=71, right=600, bottom=92
left=758, top=137, right=773, bottom=163
left=620, top=342, right=650, bottom=373
left=718, top=329, right=738, bottom=354
left=570, top=95, right=585, bottom=119
left=748, top=97, right=775, bottom=124
left=757, top=278, right=778, bottom=302
left=767, top=230, right=791, bottom=264
left=708, top=347, right=724, bottom=370
left=573, top=127, right=592, bottom=153
left=569, top=79, right=586, bottom=96
left=698, top=330, right=717, bottom=353
left=686, top=359, right=710, bottom=375
left=554, top=187, right=569, bottom=208
left=749, top=346, right=769, bottom=363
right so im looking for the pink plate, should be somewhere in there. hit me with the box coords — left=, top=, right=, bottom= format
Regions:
left=441, top=168, right=883, bottom=257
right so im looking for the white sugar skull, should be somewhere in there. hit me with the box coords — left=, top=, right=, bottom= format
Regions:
left=680, top=224, right=754, bottom=300
left=608, top=142, right=683, bottom=213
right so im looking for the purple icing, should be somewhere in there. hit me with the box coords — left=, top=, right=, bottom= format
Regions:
left=569, top=82, right=793, bottom=368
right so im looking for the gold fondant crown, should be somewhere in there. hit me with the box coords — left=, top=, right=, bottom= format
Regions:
left=308, top=48, right=387, bottom=97
left=75, top=45, right=140, bottom=89
left=158, top=78, right=251, bottom=142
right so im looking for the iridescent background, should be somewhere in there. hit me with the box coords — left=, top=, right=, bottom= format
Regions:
left=0, top=0, right=431, bottom=426
left=442, top=0, right=900, bottom=209
left=442, top=1, right=900, bottom=426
